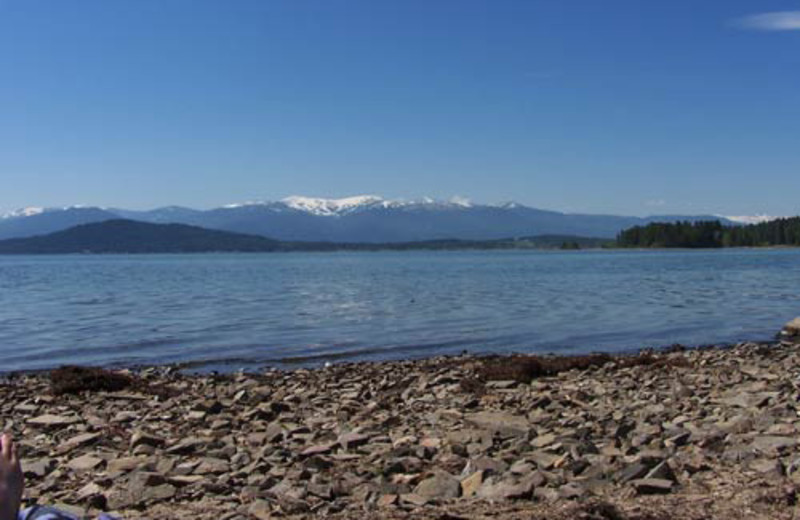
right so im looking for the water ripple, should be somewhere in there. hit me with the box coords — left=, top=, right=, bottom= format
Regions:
left=1, top=249, right=799, bottom=372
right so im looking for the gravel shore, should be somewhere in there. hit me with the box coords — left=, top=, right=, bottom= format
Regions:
left=3, top=325, right=800, bottom=519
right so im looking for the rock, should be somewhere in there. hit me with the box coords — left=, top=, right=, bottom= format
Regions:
left=464, top=412, right=531, bottom=438
left=752, top=436, right=797, bottom=455
left=247, top=499, right=273, bottom=520
left=377, top=494, right=399, bottom=507
left=143, top=484, right=177, bottom=504
left=21, top=458, right=55, bottom=479
left=529, top=450, right=560, bottom=470
left=107, top=456, right=150, bottom=476
left=76, top=482, right=104, bottom=500
left=264, top=422, right=285, bottom=443
left=107, top=472, right=175, bottom=509
left=308, top=483, right=333, bottom=500
left=509, top=460, right=535, bottom=475
left=718, top=392, right=775, bottom=409
left=400, top=493, right=429, bottom=506
left=781, top=317, right=800, bottom=338
left=615, top=462, right=650, bottom=484
left=413, top=471, right=460, bottom=499
left=460, top=471, right=483, bottom=498
left=167, top=475, right=205, bottom=486
left=338, top=432, right=369, bottom=450
left=60, top=432, right=102, bottom=452
left=67, top=455, right=103, bottom=473
left=558, top=483, right=585, bottom=499
left=631, top=478, right=674, bottom=494
left=462, top=456, right=508, bottom=476
left=130, top=431, right=166, bottom=449
left=531, top=433, right=557, bottom=448
left=485, top=380, right=518, bottom=389
left=166, top=437, right=205, bottom=455
left=50, top=504, right=86, bottom=518
left=645, top=461, right=676, bottom=482
left=477, top=477, right=533, bottom=500
left=27, top=414, right=81, bottom=427
left=750, top=458, right=783, bottom=475
left=194, top=457, right=230, bottom=474
left=301, top=443, right=335, bottom=457
left=665, top=430, right=691, bottom=448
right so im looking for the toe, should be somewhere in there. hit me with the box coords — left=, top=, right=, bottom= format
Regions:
left=0, top=433, right=10, bottom=459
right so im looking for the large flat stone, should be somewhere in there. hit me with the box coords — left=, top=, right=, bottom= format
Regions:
left=464, top=412, right=531, bottom=438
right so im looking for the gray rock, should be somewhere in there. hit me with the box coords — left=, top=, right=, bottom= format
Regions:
left=67, top=455, right=103, bottom=473
left=247, top=500, right=273, bottom=520
left=615, top=462, right=649, bottom=484
left=462, top=456, right=508, bottom=477
left=752, top=435, right=797, bottom=455
left=107, top=456, right=150, bottom=476
left=166, top=437, right=205, bottom=455
left=21, top=458, right=55, bottom=479
left=413, top=471, right=460, bottom=499
left=477, top=476, right=533, bottom=500
left=464, top=412, right=531, bottom=438
left=400, top=493, right=429, bottom=506
left=631, top=478, right=674, bottom=494
left=645, top=461, right=676, bottom=482
left=531, top=433, right=557, bottom=448
left=27, top=414, right=81, bottom=427
left=130, top=431, right=166, bottom=449
left=194, top=457, right=230, bottom=474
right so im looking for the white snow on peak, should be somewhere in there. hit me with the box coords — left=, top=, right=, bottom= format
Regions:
left=1, top=207, right=45, bottom=219
left=280, top=195, right=387, bottom=216
left=721, top=214, right=783, bottom=225
left=222, top=200, right=267, bottom=209
left=491, top=201, right=520, bottom=209
left=448, top=196, right=473, bottom=208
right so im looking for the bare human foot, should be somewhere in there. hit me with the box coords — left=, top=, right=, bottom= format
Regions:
left=0, top=433, right=23, bottom=520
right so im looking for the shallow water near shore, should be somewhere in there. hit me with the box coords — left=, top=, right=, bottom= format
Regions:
left=1, top=248, right=799, bottom=373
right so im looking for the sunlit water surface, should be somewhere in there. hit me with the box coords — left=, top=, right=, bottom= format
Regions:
left=1, top=249, right=798, bottom=372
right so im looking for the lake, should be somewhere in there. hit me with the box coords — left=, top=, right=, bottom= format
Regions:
left=1, top=249, right=799, bottom=373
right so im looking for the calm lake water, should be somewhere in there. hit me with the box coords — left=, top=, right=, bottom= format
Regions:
left=1, top=249, right=799, bottom=373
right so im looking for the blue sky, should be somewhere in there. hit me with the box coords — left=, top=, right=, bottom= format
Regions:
left=1, top=1, right=798, bottom=216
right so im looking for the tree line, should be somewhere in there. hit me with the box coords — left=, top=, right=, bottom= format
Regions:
left=616, top=217, right=800, bottom=248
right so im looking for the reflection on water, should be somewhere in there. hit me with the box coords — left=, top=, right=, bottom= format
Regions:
left=0, top=249, right=799, bottom=372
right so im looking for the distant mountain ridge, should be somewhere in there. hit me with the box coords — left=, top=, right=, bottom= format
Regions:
left=0, top=195, right=742, bottom=243
left=0, top=220, right=613, bottom=254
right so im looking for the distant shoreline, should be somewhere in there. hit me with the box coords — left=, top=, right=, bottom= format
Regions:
left=3, top=245, right=800, bottom=256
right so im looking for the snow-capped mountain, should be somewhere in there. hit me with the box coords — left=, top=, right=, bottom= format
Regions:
left=219, top=195, right=475, bottom=216
left=1, top=207, right=46, bottom=219
left=0, top=196, right=743, bottom=242
left=281, top=195, right=388, bottom=216
left=721, top=214, right=783, bottom=225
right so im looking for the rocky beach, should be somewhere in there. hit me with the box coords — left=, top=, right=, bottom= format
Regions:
left=3, top=319, right=800, bottom=520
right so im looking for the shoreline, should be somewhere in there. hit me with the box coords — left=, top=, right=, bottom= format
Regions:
left=2, top=244, right=800, bottom=258
left=0, top=334, right=784, bottom=378
left=3, top=332, right=800, bottom=519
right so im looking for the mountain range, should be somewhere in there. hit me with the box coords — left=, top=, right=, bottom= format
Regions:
left=0, top=195, right=744, bottom=243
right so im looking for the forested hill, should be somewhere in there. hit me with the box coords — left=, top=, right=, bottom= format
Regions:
left=0, top=220, right=285, bottom=254
left=0, top=219, right=611, bottom=254
left=617, top=217, right=800, bottom=248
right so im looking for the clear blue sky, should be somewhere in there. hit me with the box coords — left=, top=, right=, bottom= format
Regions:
left=1, top=0, right=798, bottom=216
